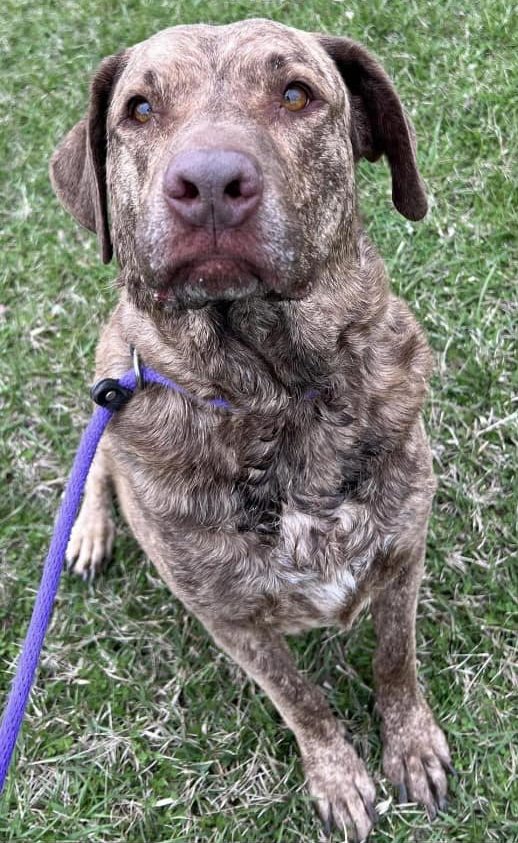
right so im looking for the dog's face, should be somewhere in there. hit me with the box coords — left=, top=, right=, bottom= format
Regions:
left=51, top=19, right=427, bottom=311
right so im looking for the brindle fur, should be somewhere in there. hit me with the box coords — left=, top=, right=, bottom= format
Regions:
left=53, top=19, right=452, bottom=841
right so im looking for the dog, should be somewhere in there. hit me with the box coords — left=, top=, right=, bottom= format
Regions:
left=50, top=18, right=452, bottom=841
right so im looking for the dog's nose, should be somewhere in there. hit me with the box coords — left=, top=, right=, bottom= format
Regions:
left=163, top=149, right=263, bottom=228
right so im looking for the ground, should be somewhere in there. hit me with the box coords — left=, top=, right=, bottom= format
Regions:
left=0, top=1, right=516, bottom=841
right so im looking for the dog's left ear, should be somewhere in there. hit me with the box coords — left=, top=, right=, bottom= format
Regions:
left=49, top=52, right=127, bottom=263
left=318, top=36, right=427, bottom=220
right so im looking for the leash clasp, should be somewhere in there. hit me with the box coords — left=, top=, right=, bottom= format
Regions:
left=91, top=346, right=143, bottom=410
left=90, top=378, right=133, bottom=410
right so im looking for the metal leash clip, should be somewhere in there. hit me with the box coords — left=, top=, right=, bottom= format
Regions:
left=130, top=344, right=144, bottom=390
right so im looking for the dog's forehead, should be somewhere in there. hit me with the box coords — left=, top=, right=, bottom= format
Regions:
left=121, top=19, right=337, bottom=88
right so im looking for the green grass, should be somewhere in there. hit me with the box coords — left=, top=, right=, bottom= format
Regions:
left=0, top=1, right=516, bottom=841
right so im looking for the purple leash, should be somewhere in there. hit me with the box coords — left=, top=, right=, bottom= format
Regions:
left=0, top=359, right=231, bottom=794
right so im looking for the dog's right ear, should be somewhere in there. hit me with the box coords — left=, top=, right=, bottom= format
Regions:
left=49, top=52, right=127, bottom=264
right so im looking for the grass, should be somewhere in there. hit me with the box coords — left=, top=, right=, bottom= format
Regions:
left=0, top=0, right=516, bottom=840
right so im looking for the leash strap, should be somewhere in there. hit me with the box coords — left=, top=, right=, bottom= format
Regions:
left=0, top=371, right=133, bottom=793
left=0, top=358, right=234, bottom=794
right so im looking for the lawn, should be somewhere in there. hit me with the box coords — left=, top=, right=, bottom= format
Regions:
left=0, top=1, right=516, bottom=841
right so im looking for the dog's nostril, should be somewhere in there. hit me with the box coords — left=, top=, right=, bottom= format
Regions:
left=224, top=179, right=242, bottom=199
left=182, top=179, right=199, bottom=200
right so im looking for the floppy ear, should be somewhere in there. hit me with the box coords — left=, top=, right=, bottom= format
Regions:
left=49, top=52, right=127, bottom=263
left=318, top=36, right=427, bottom=221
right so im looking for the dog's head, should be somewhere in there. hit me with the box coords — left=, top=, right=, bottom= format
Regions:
left=51, top=19, right=427, bottom=311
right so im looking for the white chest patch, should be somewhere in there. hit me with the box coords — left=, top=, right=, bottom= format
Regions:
left=297, top=566, right=357, bottom=614
left=255, top=502, right=378, bottom=626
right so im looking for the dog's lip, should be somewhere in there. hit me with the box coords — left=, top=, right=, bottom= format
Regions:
left=153, top=251, right=265, bottom=289
left=182, top=253, right=259, bottom=274
left=167, top=251, right=260, bottom=270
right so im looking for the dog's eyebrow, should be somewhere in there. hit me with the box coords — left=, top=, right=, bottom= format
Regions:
left=266, top=52, right=309, bottom=71
left=143, top=69, right=160, bottom=91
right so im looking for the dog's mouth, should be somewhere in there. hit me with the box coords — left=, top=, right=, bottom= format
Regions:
left=151, top=253, right=272, bottom=308
left=142, top=229, right=312, bottom=310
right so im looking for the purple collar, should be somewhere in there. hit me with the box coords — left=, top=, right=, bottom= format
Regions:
left=90, top=345, right=319, bottom=413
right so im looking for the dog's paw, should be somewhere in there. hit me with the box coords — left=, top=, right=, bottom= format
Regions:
left=66, top=506, right=115, bottom=582
left=380, top=695, right=453, bottom=820
left=302, top=731, right=377, bottom=841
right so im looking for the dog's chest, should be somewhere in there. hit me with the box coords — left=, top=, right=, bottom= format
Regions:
left=114, top=385, right=383, bottom=628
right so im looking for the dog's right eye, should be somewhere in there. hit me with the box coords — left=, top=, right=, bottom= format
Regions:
left=128, top=97, right=153, bottom=124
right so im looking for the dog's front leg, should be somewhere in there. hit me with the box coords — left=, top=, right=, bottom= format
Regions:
left=66, top=440, right=115, bottom=581
left=206, top=620, right=377, bottom=840
left=371, top=550, right=453, bottom=819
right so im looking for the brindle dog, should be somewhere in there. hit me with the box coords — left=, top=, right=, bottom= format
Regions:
left=51, top=18, right=453, bottom=841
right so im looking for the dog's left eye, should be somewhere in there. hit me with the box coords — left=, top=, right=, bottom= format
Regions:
left=282, top=83, right=311, bottom=112
left=128, top=98, right=153, bottom=123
